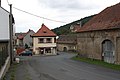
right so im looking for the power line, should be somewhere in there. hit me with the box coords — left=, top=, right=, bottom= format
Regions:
left=13, top=7, right=66, bottom=23
left=6, top=0, right=66, bottom=23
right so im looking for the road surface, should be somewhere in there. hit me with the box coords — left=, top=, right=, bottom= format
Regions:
left=14, top=52, right=120, bottom=80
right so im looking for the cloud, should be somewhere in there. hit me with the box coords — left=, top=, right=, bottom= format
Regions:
left=2, top=0, right=120, bottom=32
left=38, top=0, right=100, bottom=10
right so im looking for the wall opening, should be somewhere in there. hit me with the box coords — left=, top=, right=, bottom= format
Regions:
left=102, top=40, right=115, bottom=63
left=63, top=47, right=67, bottom=52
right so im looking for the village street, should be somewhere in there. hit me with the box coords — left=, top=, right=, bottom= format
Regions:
left=1, top=1, right=120, bottom=80
left=5, top=52, right=119, bottom=80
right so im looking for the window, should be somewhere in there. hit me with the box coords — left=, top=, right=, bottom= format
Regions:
left=46, top=38, right=52, bottom=43
left=43, top=30, right=47, bottom=33
left=38, top=38, right=44, bottom=43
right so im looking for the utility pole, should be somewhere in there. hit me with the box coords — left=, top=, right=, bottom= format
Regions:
left=9, top=4, right=13, bottom=64
left=0, top=0, right=1, bottom=7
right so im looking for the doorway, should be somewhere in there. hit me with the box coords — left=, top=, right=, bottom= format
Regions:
left=102, top=40, right=115, bottom=63
left=39, top=48, right=44, bottom=54
left=63, top=47, right=67, bottom=51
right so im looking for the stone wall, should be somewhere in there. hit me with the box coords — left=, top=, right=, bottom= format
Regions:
left=57, top=43, right=76, bottom=52
left=116, top=37, right=120, bottom=64
left=0, top=42, right=10, bottom=79
left=57, top=34, right=77, bottom=52
left=77, top=29, right=120, bottom=64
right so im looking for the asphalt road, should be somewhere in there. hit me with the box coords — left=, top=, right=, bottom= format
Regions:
left=15, top=52, right=120, bottom=80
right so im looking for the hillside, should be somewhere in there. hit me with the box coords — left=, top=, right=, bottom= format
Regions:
left=52, top=15, right=95, bottom=35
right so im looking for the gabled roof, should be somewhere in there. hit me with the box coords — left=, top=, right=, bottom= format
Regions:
left=15, top=29, right=35, bottom=39
left=32, top=24, right=56, bottom=37
left=15, top=33, right=26, bottom=40
left=24, top=29, right=35, bottom=37
left=57, top=34, right=77, bottom=44
left=27, top=29, right=35, bottom=34
left=77, top=2, right=120, bottom=32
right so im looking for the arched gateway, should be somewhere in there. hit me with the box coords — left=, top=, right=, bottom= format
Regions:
left=63, top=47, right=67, bottom=51
left=102, top=40, right=115, bottom=63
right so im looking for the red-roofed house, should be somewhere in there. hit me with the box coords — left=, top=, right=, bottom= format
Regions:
left=23, top=29, right=35, bottom=47
left=15, top=33, right=26, bottom=46
left=76, top=3, right=120, bottom=64
left=15, top=29, right=35, bottom=47
left=32, top=24, right=57, bottom=55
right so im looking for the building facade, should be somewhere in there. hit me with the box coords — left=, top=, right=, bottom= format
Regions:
left=15, top=29, right=35, bottom=48
left=77, top=29, right=120, bottom=64
left=23, top=29, right=35, bottom=47
left=32, top=24, right=57, bottom=55
left=15, top=33, right=26, bottom=47
left=0, top=5, right=15, bottom=79
left=77, top=3, right=120, bottom=64
left=57, top=3, right=120, bottom=64
left=57, top=34, right=77, bottom=52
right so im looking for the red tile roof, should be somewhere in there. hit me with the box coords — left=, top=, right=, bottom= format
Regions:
left=16, top=33, right=26, bottom=39
left=18, top=35, right=24, bottom=40
left=77, top=2, right=120, bottom=32
left=32, top=24, right=56, bottom=37
left=16, top=29, right=34, bottom=39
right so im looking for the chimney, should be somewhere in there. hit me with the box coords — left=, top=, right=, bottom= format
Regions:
left=79, top=21, right=82, bottom=27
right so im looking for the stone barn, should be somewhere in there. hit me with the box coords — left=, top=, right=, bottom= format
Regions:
left=77, top=3, right=120, bottom=64
left=57, top=34, right=77, bottom=52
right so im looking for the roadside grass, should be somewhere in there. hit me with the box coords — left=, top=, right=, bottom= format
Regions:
left=72, top=56, right=120, bottom=71
left=2, top=63, right=18, bottom=80
left=2, top=59, right=32, bottom=80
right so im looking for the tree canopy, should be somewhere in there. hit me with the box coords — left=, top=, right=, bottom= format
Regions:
left=52, top=15, right=95, bottom=35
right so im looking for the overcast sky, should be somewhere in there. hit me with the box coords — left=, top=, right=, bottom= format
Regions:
left=1, top=0, right=120, bottom=33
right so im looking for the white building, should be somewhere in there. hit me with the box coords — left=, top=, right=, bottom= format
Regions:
left=0, top=4, right=15, bottom=79
left=32, top=24, right=57, bottom=55
left=0, top=7, right=9, bottom=41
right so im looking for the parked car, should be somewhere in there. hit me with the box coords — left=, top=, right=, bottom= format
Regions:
left=19, top=50, right=32, bottom=56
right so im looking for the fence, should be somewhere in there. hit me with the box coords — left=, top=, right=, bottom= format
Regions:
left=0, top=43, right=8, bottom=70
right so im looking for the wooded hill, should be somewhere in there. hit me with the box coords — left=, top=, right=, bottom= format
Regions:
left=52, top=15, right=95, bottom=35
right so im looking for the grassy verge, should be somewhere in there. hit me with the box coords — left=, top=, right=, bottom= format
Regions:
left=72, top=56, right=120, bottom=71
left=2, top=63, right=18, bottom=80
